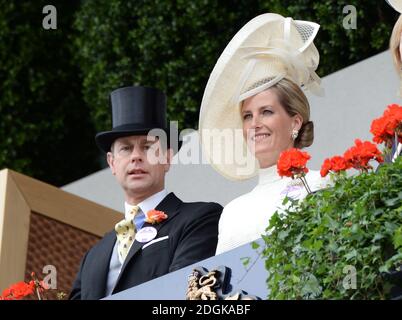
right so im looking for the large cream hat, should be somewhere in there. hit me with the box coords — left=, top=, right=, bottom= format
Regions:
left=387, top=0, right=402, bottom=13
left=199, top=13, right=322, bottom=181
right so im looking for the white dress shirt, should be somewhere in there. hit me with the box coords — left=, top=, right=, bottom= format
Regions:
left=105, top=189, right=167, bottom=296
left=215, top=165, right=330, bottom=255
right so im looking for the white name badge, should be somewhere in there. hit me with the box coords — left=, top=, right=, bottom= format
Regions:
left=135, top=226, right=157, bottom=243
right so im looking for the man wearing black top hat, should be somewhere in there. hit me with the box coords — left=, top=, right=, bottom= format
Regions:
left=69, top=86, right=222, bottom=300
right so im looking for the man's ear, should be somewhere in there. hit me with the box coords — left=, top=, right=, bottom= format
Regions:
left=107, top=152, right=116, bottom=175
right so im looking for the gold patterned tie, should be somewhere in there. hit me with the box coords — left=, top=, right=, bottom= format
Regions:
left=115, top=205, right=140, bottom=263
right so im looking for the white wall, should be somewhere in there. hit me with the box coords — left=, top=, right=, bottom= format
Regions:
left=62, top=50, right=400, bottom=212
left=306, top=50, right=400, bottom=168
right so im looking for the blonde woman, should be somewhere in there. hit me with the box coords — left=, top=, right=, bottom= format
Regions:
left=199, top=13, right=329, bottom=254
left=387, top=0, right=402, bottom=160
left=389, top=1, right=402, bottom=93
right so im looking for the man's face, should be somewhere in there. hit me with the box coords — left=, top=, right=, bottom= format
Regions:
left=107, top=135, right=172, bottom=203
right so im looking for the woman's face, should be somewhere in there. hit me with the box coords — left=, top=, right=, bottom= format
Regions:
left=241, top=88, right=302, bottom=168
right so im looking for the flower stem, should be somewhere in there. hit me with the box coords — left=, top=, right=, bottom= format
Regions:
left=300, top=176, right=312, bottom=194
left=35, top=287, right=42, bottom=300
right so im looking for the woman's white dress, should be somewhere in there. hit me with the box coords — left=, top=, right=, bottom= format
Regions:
left=215, top=165, right=329, bottom=255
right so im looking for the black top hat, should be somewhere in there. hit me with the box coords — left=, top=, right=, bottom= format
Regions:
left=95, top=86, right=175, bottom=153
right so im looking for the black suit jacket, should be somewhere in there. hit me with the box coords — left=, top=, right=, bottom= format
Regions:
left=69, top=193, right=222, bottom=300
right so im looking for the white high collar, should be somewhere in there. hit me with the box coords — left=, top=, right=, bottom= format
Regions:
left=258, top=164, right=283, bottom=186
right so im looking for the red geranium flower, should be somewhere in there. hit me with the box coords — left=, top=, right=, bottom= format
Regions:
left=145, top=209, right=168, bottom=224
left=344, top=139, right=383, bottom=171
left=320, top=156, right=350, bottom=177
left=370, top=104, right=402, bottom=147
left=277, top=148, right=312, bottom=193
left=1, top=272, right=51, bottom=300
left=320, top=158, right=332, bottom=177
left=277, top=148, right=311, bottom=178
left=1, top=281, right=35, bottom=300
left=330, top=156, right=349, bottom=171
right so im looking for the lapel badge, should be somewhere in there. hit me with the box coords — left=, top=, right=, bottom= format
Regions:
left=135, top=226, right=157, bottom=243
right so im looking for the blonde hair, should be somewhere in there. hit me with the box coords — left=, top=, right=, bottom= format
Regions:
left=390, top=15, right=402, bottom=74
left=270, top=78, right=314, bottom=149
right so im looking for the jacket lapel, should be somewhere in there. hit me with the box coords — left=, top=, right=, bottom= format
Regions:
left=113, top=192, right=182, bottom=289
left=87, top=231, right=116, bottom=299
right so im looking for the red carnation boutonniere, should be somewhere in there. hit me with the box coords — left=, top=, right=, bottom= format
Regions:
left=277, top=148, right=312, bottom=194
left=145, top=209, right=168, bottom=224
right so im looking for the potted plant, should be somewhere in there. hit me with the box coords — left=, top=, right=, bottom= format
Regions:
left=259, top=104, right=402, bottom=299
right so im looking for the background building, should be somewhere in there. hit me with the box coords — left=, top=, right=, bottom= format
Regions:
left=63, top=50, right=400, bottom=210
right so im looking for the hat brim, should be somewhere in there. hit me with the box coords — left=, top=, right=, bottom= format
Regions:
left=95, top=127, right=181, bottom=154
left=198, top=13, right=320, bottom=181
left=387, top=0, right=402, bottom=14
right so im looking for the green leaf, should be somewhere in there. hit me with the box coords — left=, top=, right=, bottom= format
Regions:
left=344, top=249, right=357, bottom=261
left=379, top=265, right=390, bottom=274
left=313, top=240, right=324, bottom=251
left=385, top=222, right=398, bottom=234
left=241, top=257, right=250, bottom=268
left=370, top=245, right=381, bottom=253
left=301, top=274, right=321, bottom=298
left=291, top=275, right=301, bottom=284
left=393, top=227, right=402, bottom=249
left=251, top=241, right=260, bottom=250
left=278, top=230, right=289, bottom=240
left=372, top=233, right=385, bottom=243
left=385, top=198, right=400, bottom=207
